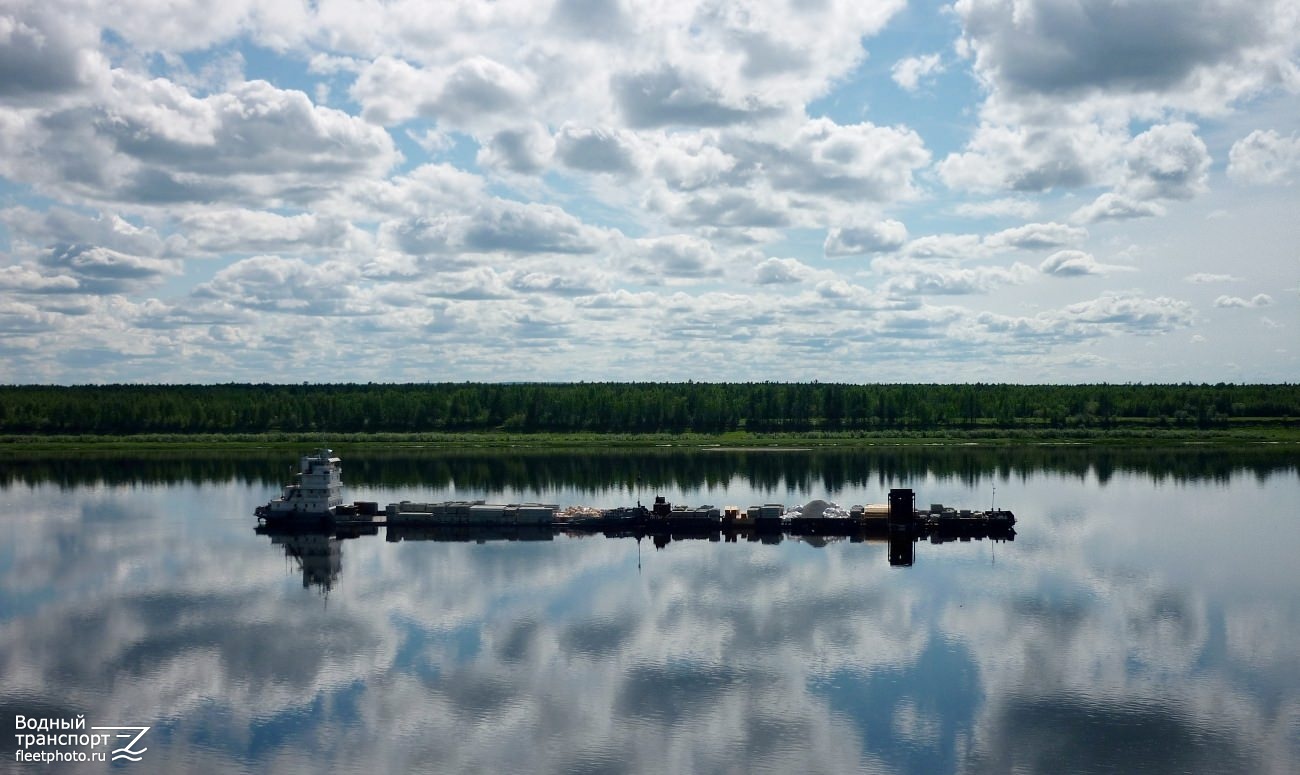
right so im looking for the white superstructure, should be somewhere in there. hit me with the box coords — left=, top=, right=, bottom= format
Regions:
left=258, top=448, right=344, bottom=520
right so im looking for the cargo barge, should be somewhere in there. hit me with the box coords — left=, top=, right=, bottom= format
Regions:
left=255, top=450, right=1015, bottom=540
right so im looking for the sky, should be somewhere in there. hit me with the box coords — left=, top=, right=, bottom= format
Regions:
left=0, top=0, right=1297, bottom=384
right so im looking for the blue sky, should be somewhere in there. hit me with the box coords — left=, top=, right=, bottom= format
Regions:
left=1, top=0, right=1297, bottom=383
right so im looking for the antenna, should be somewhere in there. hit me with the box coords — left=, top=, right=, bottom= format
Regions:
left=991, top=484, right=996, bottom=512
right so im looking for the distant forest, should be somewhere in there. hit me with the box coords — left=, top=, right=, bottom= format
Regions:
left=1, top=383, right=1297, bottom=436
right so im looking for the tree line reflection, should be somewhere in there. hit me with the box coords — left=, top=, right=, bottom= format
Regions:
left=1, top=445, right=1295, bottom=490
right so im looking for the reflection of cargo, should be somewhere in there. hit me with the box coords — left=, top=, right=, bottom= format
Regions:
left=889, top=534, right=915, bottom=567
left=786, top=517, right=878, bottom=536
left=786, top=519, right=857, bottom=536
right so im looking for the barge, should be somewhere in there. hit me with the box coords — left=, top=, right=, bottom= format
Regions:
left=255, top=452, right=1015, bottom=538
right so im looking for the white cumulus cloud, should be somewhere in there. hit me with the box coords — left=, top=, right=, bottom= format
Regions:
left=824, top=220, right=908, bottom=257
left=891, top=53, right=944, bottom=92
left=1214, top=294, right=1274, bottom=308
left=1039, top=250, right=1133, bottom=277
left=1228, top=129, right=1300, bottom=185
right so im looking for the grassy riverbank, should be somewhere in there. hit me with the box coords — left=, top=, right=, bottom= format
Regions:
left=3, top=426, right=1298, bottom=452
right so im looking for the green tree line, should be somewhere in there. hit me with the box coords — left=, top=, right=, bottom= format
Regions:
left=0, top=382, right=1296, bottom=435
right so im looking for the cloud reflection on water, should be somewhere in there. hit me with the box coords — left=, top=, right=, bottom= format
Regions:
left=0, top=457, right=1297, bottom=773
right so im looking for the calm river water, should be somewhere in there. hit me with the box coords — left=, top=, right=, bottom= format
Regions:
left=1, top=446, right=1298, bottom=774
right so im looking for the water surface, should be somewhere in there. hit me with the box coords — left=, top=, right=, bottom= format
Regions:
left=1, top=447, right=1297, bottom=773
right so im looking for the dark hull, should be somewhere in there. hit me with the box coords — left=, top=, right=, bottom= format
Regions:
left=387, top=524, right=553, bottom=543
left=254, top=509, right=334, bottom=530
